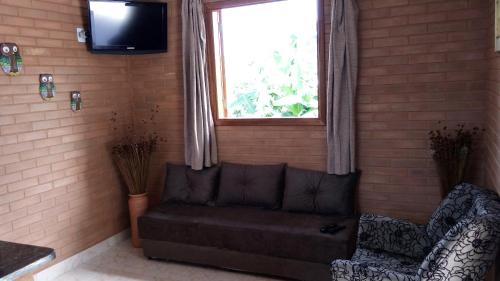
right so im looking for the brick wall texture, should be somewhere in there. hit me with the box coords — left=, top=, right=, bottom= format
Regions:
left=487, top=0, right=500, bottom=194
left=0, top=0, right=130, bottom=266
left=0, top=0, right=497, bottom=271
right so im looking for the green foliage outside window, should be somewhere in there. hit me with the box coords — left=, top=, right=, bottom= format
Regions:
left=226, top=34, right=319, bottom=118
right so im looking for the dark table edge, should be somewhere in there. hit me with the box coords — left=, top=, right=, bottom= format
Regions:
left=0, top=250, right=55, bottom=281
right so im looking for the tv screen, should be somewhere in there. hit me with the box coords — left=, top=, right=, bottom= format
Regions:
left=88, top=0, right=167, bottom=54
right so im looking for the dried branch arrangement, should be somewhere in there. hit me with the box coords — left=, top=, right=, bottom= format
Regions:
left=429, top=123, right=483, bottom=197
left=110, top=105, right=165, bottom=195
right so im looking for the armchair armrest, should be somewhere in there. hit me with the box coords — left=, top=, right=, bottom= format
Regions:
left=357, top=214, right=432, bottom=259
left=331, top=259, right=416, bottom=281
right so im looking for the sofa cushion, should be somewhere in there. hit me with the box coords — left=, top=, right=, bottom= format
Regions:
left=216, top=162, right=285, bottom=209
left=162, top=163, right=219, bottom=205
left=138, top=204, right=358, bottom=264
left=282, top=167, right=359, bottom=215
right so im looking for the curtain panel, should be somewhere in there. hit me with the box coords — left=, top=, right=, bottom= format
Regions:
left=326, top=0, right=359, bottom=175
left=182, top=0, right=218, bottom=170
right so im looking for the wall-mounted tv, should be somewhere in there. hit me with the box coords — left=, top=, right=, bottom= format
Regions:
left=88, top=0, right=168, bottom=54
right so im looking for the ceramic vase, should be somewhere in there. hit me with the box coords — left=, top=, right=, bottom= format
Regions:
left=435, top=146, right=470, bottom=198
left=128, top=193, right=148, bottom=248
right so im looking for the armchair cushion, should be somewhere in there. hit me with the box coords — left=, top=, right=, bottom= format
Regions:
left=357, top=214, right=432, bottom=260
left=351, top=248, right=420, bottom=275
left=331, top=259, right=417, bottom=281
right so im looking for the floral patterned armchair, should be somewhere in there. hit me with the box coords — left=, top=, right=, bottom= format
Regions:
left=331, top=183, right=500, bottom=281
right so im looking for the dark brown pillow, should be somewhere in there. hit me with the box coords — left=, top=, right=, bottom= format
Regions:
left=216, top=162, right=285, bottom=209
left=282, top=167, right=359, bottom=215
left=162, top=163, right=219, bottom=205
left=162, top=163, right=188, bottom=202
left=186, top=166, right=220, bottom=204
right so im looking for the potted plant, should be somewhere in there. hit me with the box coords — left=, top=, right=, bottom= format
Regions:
left=428, top=123, right=483, bottom=198
left=110, top=105, right=163, bottom=248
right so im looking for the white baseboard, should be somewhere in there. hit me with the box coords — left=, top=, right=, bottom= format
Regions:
left=34, top=229, right=130, bottom=281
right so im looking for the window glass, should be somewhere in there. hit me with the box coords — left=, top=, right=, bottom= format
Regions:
left=211, top=0, right=319, bottom=119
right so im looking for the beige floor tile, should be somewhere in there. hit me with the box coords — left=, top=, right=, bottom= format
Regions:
left=53, top=240, right=280, bottom=281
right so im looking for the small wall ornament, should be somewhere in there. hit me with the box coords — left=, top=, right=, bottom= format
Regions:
left=0, top=43, right=23, bottom=76
left=39, top=74, right=56, bottom=100
left=70, top=91, right=82, bottom=112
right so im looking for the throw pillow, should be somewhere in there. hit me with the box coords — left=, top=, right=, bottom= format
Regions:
left=162, top=163, right=219, bottom=205
left=282, top=167, right=359, bottom=215
left=216, top=162, right=285, bottom=209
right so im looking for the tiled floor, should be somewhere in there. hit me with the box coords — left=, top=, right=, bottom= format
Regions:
left=53, top=240, right=280, bottom=281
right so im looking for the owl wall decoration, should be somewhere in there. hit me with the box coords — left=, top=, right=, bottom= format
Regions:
left=39, top=74, right=56, bottom=101
left=0, top=43, right=23, bottom=76
left=70, top=91, right=82, bottom=112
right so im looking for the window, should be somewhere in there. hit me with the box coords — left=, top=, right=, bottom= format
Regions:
left=206, top=0, right=324, bottom=125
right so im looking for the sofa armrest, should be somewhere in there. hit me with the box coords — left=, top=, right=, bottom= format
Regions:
left=331, top=259, right=416, bottom=281
left=357, top=214, right=432, bottom=259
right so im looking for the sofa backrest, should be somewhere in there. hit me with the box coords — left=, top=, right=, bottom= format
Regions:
left=419, top=185, right=500, bottom=280
left=426, top=183, right=477, bottom=244
left=161, top=162, right=359, bottom=215
left=467, top=189, right=500, bottom=217
left=418, top=214, right=500, bottom=280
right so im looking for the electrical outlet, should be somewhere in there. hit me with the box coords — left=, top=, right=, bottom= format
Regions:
left=76, top=27, right=87, bottom=43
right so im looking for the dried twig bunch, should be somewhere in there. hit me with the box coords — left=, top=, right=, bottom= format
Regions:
left=428, top=123, right=483, bottom=197
left=110, top=105, right=165, bottom=195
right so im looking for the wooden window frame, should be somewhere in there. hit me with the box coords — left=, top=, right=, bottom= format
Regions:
left=204, top=0, right=326, bottom=126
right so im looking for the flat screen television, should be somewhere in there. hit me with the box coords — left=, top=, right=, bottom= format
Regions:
left=88, top=0, right=168, bottom=54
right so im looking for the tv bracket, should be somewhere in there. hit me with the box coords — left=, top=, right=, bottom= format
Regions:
left=76, top=28, right=88, bottom=43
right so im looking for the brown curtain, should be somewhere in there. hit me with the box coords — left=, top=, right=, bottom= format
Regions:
left=326, top=0, right=359, bottom=175
left=182, top=0, right=218, bottom=170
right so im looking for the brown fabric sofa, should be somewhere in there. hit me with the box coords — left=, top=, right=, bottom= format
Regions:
left=138, top=162, right=360, bottom=281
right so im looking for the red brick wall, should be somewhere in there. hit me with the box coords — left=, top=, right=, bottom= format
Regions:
left=486, top=0, right=500, bottom=195
left=357, top=0, right=489, bottom=222
left=131, top=0, right=489, bottom=223
left=0, top=0, right=130, bottom=264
